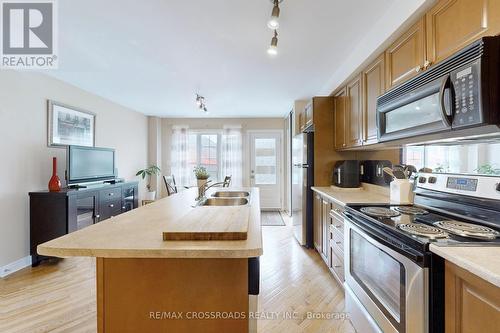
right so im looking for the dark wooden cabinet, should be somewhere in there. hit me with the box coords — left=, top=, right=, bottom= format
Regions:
left=29, top=181, right=139, bottom=266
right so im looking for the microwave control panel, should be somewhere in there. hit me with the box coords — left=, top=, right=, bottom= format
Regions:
left=451, top=60, right=482, bottom=128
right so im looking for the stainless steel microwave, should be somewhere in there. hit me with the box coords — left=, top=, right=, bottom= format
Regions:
left=377, top=36, right=500, bottom=143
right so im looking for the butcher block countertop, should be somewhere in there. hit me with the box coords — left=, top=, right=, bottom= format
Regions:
left=37, top=187, right=262, bottom=259
left=311, top=183, right=391, bottom=206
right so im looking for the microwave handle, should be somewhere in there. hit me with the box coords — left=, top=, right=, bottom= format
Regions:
left=439, top=74, right=453, bottom=126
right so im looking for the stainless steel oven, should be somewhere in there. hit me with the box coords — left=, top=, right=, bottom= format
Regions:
left=377, top=36, right=500, bottom=143
left=344, top=217, right=428, bottom=333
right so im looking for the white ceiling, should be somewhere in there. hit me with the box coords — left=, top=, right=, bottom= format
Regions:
left=48, top=0, right=425, bottom=118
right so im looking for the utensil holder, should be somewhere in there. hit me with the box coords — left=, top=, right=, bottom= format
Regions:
left=390, top=179, right=414, bottom=204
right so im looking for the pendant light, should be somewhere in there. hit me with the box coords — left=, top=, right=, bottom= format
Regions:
left=267, top=0, right=280, bottom=30
left=267, top=30, right=278, bottom=56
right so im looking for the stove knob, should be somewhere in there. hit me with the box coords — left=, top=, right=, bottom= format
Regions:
left=428, top=176, right=437, bottom=184
left=419, top=177, right=427, bottom=184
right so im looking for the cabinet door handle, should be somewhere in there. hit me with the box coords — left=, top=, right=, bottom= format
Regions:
left=109, top=204, right=114, bottom=208
left=109, top=193, right=114, bottom=196
left=122, top=206, right=126, bottom=210
left=335, top=241, right=342, bottom=245
left=333, top=264, right=342, bottom=268
left=415, top=65, right=423, bottom=73
left=424, top=60, right=432, bottom=69
left=95, top=214, right=100, bottom=219
left=335, top=225, right=342, bottom=229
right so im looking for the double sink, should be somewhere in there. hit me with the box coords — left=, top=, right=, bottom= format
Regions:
left=200, top=191, right=250, bottom=206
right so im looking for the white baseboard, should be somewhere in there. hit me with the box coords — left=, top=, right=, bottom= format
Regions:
left=0, top=256, right=32, bottom=278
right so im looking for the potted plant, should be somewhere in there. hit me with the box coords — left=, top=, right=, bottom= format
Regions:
left=136, top=165, right=161, bottom=200
left=193, top=166, right=210, bottom=188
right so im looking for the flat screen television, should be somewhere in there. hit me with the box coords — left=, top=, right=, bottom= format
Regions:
left=67, top=146, right=116, bottom=185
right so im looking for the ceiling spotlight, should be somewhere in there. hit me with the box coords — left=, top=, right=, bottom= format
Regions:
left=267, top=0, right=280, bottom=30
left=267, top=30, right=278, bottom=56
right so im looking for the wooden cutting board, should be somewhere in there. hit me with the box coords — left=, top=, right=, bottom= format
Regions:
left=162, top=206, right=250, bottom=241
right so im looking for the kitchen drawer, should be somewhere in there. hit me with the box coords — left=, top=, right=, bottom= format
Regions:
left=329, top=217, right=344, bottom=235
left=100, top=187, right=122, bottom=202
left=330, top=238, right=344, bottom=260
left=329, top=206, right=344, bottom=219
left=331, top=231, right=344, bottom=253
left=99, top=200, right=122, bottom=221
left=330, top=248, right=345, bottom=283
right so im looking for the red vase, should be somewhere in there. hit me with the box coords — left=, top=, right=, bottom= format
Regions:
left=48, top=157, right=61, bottom=192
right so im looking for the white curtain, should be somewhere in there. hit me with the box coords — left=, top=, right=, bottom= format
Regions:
left=221, top=126, right=243, bottom=187
left=170, top=125, right=191, bottom=188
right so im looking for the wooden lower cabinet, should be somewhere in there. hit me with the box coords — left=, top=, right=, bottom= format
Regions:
left=445, top=261, right=500, bottom=333
left=313, top=192, right=345, bottom=286
left=313, top=193, right=323, bottom=254
left=321, top=199, right=331, bottom=263
left=329, top=203, right=345, bottom=284
left=97, top=258, right=249, bottom=333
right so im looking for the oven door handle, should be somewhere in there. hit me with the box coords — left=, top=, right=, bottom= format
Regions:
left=439, top=74, right=453, bottom=126
left=344, top=212, right=425, bottom=264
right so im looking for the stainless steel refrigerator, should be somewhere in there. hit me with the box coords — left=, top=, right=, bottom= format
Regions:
left=291, top=132, right=314, bottom=247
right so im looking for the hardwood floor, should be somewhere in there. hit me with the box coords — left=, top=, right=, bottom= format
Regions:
left=0, top=219, right=355, bottom=333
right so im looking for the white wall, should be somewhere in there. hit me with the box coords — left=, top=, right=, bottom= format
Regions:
left=161, top=117, right=285, bottom=199
left=0, top=71, right=149, bottom=268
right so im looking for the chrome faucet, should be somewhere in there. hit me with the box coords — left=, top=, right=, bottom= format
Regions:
left=197, top=181, right=227, bottom=202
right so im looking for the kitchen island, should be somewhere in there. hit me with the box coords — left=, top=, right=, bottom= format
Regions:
left=37, top=187, right=262, bottom=333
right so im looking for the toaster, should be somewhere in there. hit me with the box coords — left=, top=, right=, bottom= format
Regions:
left=332, top=160, right=360, bottom=188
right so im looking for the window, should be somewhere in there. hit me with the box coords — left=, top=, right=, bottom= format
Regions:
left=187, top=132, right=221, bottom=183
left=404, top=143, right=500, bottom=176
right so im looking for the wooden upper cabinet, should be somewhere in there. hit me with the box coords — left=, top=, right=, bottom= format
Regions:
left=293, top=100, right=307, bottom=136
left=346, top=74, right=363, bottom=147
left=385, top=18, right=426, bottom=89
left=304, top=102, right=313, bottom=130
left=362, top=54, right=385, bottom=145
left=426, top=0, right=500, bottom=66
left=334, top=88, right=347, bottom=150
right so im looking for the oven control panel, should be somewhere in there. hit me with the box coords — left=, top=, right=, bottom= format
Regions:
left=446, top=177, right=478, bottom=191
left=416, top=173, right=500, bottom=200
left=451, top=61, right=482, bottom=128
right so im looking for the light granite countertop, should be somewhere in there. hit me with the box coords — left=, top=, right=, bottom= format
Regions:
left=37, top=187, right=263, bottom=259
left=430, top=245, right=500, bottom=288
left=311, top=183, right=391, bottom=206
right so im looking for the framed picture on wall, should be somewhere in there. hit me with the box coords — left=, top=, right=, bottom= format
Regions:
left=47, top=100, right=95, bottom=147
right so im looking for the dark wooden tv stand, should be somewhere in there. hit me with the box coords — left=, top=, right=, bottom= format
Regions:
left=29, top=181, right=139, bottom=266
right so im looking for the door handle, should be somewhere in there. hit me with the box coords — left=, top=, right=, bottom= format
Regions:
left=439, top=74, right=452, bottom=126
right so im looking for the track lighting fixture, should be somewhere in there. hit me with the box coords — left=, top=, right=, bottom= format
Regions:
left=195, top=94, right=208, bottom=113
left=267, top=30, right=278, bottom=56
left=267, top=0, right=280, bottom=30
